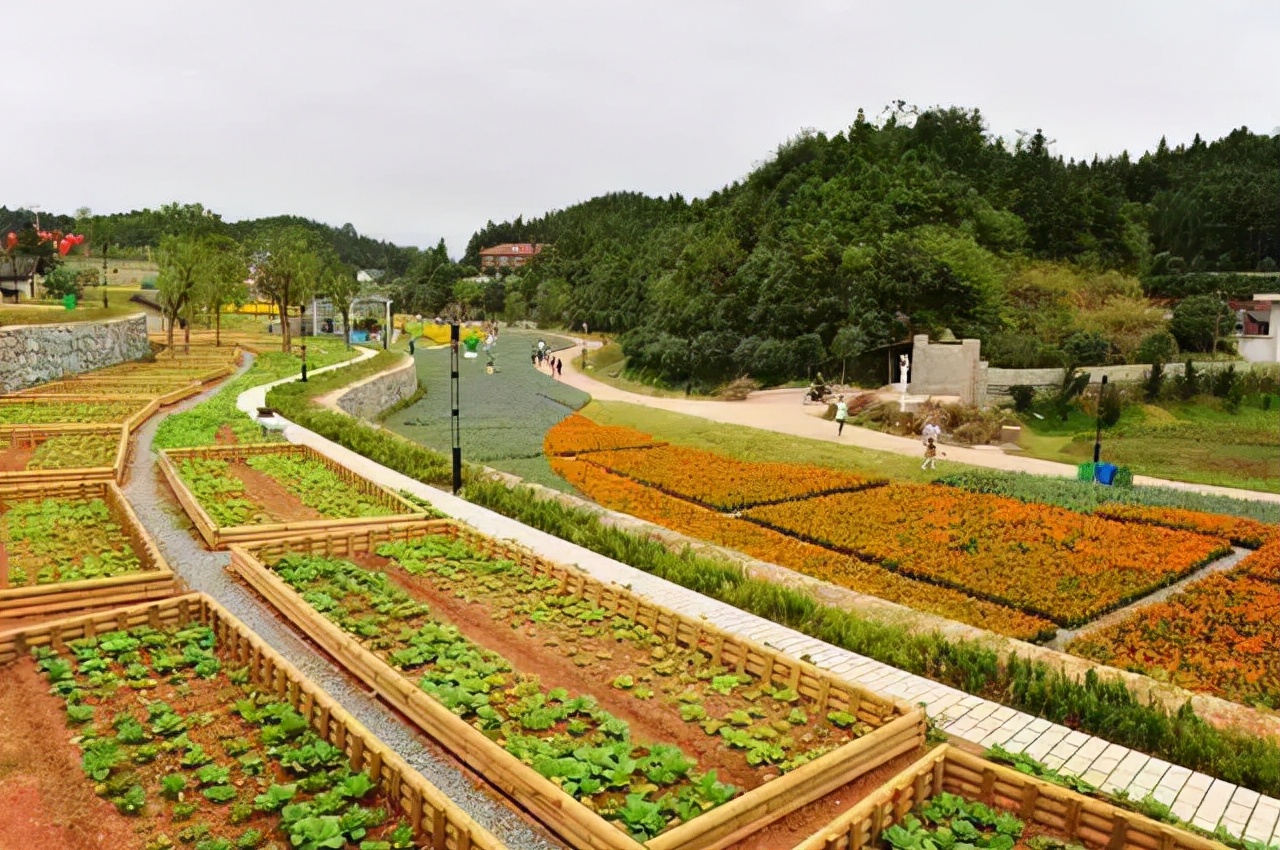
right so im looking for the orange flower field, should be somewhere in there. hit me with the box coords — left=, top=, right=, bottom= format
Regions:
left=542, top=413, right=662, bottom=456
left=1068, top=569, right=1280, bottom=707
left=551, top=456, right=1058, bottom=640
left=543, top=415, right=1280, bottom=705
left=744, top=487, right=1228, bottom=625
left=1092, top=504, right=1273, bottom=548
left=580, top=444, right=882, bottom=511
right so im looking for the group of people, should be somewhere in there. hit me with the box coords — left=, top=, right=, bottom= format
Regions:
left=831, top=394, right=942, bottom=469
left=532, top=345, right=564, bottom=379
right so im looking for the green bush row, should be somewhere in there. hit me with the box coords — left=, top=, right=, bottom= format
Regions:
left=936, top=468, right=1280, bottom=523
left=461, top=477, right=1280, bottom=800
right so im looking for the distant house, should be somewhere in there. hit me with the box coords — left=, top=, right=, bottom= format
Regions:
left=356, top=269, right=385, bottom=284
left=1230, top=294, right=1280, bottom=362
left=478, top=243, right=544, bottom=272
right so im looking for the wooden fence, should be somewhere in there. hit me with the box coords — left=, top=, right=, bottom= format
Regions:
left=793, top=745, right=1231, bottom=850
left=0, top=593, right=508, bottom=850
left=0, top=423, right=129, bottom=485
left=0, top=394, right=160, bottom=435
left=0, top=480, right=176, bottom=622
left=157, top=443, right=427, bottom=549
left=231, top=519, right=926, bottom=850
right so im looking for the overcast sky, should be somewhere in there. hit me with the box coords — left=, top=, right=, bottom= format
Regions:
left=7, top=1, right=1278, bottom=256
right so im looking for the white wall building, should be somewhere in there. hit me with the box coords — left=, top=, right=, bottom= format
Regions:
left=1233, top=293, right=1280, bottom=363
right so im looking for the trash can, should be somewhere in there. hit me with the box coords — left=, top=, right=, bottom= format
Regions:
left=1095, top=463, right=1119, bottom=486
left=62, top=293, right=76, bottom=310
left=350, top=330, right=369, bottom=343
left=1076, top=462, right=1096, bottom=483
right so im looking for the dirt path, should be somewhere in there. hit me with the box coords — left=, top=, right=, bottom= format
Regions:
left=0, top=659, right=142, bottom=850
left=558, top=339, right=1280, bottom=505
left=228, top=460, right=326, bottom=523
left=0, top=442, right=36, bottom=472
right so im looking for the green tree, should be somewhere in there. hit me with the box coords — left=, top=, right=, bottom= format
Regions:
left=1169, top=294, right=1233, bottom=353
left=320, top=260, right=362, bottom=348
left=156, top=234, right=207, bottom=351
left=195, top=235, right=248, bottom=347
left=252, top=227, right=322, bottom=353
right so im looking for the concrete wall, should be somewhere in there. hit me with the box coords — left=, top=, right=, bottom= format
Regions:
left=1238, top=336, right=1278, bottom=363
left=333, top=355, right=418, bottom=419
left=0, top=313, right=151, bottom=393
left=908, top=335, right=987, bottom=405
left=987, top=360, right=1246, bottom=397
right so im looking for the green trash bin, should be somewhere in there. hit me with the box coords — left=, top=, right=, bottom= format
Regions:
left=62, top=293, right=77, bottom=310
left=1076, top=462, right=1096, bottom=483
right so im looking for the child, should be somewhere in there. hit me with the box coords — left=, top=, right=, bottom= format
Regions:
left=921, top=437, right=938, bottom=470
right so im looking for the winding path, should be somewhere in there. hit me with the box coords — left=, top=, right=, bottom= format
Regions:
left=126, top=353, right=559, bottom=850
left=554, top=341, right=1280, bottom=505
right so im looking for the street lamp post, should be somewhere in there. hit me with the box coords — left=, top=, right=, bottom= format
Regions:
left=1092, top=374, right=1108, bottom=465
left=450, top=324, right=462, bottom=494
left=300, top=344, right=308, bottom=383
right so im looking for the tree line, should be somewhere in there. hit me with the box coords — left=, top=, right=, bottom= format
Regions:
left=460, top=107, right=1279, bottom=387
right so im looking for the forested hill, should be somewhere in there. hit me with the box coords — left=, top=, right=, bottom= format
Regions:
left=479, top=107, right=1279, bottom=387
left=0, top=205, right=416, bottom=275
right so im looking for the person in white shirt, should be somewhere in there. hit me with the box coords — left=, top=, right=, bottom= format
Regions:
left=921, top=420, right=941, bottom=447
left=834, top=396, right=849, bottom=436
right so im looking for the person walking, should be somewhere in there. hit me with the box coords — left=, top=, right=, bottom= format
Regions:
left=921, top=437, right=938, bottom=470
left=921, top=419, right=941, bottom=448
left=555, top=358, right=563, bottom=379
left=550, top=356, right=558, bottom=380
left=834, top=395, right=849, bottom=436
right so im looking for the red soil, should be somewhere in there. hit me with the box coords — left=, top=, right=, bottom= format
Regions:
left=228, top=461, right=325, bottom=524
left=0, top=442, right=37, bottom=472
left=0, top=658, right=143, bottom=850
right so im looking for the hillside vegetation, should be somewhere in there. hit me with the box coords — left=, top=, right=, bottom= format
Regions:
left=467, top=107, right=1278, bottom=387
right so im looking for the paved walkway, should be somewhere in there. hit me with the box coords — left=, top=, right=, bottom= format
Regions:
left=246, top=371, right=1280, bottom=847
left=555, top=342, right=1280, bottom=505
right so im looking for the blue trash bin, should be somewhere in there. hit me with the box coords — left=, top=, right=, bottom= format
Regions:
left=1095, top=463, right=1118, bottom=486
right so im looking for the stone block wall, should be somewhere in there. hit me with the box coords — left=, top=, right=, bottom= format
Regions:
left=986, top=360, right=1236, bottom=398
left=334, top=355, right=418, bottom=419
left=908, top=335, right=987, bottom=405
left=0, top=313, right=151, bottom=393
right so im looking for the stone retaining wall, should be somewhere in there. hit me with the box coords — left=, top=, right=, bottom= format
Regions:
left=986, top=360, right=1251, bottom=396
left=333, top=354, right=418, bottom=419
left=0, top=313, right=151, bottom=393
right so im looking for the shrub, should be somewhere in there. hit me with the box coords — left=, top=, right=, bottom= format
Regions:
left=41, top=266, right=81, bottom=299
left=1135, top=330, right=1178, bottom=365
left=1170, top=295, right=1233, bottom=353
left=1061, top=331, right=1111, bottom=368
left=717, top=376, right=760, bottom=401
left=983, top=334, right=1064, bottom=368
left=1008, top=385, right=1036, bottom=412
left=1143, top=361, right=1164, bottom=401
left=1210, top=365, right=1238, bottom=399
left=1177, top=359, right=1200, bottom=400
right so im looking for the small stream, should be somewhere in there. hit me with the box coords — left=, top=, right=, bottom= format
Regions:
left=122, top=353, right=560, bottom=850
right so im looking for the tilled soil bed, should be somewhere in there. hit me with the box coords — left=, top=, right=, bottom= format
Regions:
left=12, top=619, right=421, bottom=850
left=257, top=532, right=887, bottom=843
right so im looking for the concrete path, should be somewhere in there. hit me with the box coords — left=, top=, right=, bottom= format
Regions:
left=250, top=374, right=1280, bottom=847
left=556, top=341, right=1280, bottom=505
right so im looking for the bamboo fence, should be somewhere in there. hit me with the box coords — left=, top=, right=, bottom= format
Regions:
left=0, top=593, right=508, bottom=850
left=793, top=745, right=1232, bottom=850
left=0, top=394, right=159, bottom=435
left=0, top=423, right=129, bottom=485
left=231, top=519, right=927, bottom=850
left=0, top=480, right=176, bottom=621
left=157, top=443, right=427, bottom=549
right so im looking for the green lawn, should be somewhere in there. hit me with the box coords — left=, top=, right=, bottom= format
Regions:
left=0, top=303, right=143, bottom=326
left=1017, top=395, right=1280, bottom=492
left=382, top=329, right=588, bottom=489
left=585, top=400, right=955, bottom=483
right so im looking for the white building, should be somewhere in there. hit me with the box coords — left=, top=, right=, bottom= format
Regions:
left=1233, top=293, right=1280, bottom=363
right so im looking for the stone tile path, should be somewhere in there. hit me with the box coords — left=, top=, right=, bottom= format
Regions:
left=241, top=377, right=1280, bottom=847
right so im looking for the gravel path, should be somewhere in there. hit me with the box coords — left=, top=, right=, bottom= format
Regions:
left=123, top=353, right=561, bottom=850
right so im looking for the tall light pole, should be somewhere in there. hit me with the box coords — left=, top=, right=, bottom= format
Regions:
left=450, top=323, right=462, bottom=493
left=1092, top=374, right=1109, bottom=465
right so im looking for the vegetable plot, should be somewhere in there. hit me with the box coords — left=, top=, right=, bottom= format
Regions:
left=232, top=522, right=921, bottom=850
left=1, top=493, right=144, bottom=588
left=159, top=445, right=424, bottom=548
left=744, top=487, right=1229, bottom=626
left=0, top=397, right=151, bottom=426
left=0, top=594, right=505, bottom=850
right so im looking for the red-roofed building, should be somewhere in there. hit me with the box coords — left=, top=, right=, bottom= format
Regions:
left=479, top=243, right=544, bottom=271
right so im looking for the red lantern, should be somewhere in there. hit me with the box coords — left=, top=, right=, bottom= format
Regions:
left=4, top=232, right=15, bottom=250
left=58, top=238, right=71, bottom=256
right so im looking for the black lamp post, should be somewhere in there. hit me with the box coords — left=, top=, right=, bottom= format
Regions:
left=300, top=344, right=308, bottom=382
left=450, top=324, right=462, bottom=494
left=1092, top=374, right=1108, bottom=465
